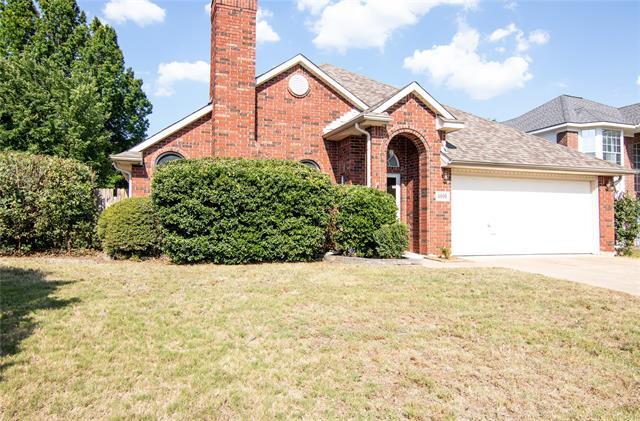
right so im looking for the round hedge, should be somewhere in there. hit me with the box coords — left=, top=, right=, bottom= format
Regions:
left=97, top=197, right=162, bottom=259
left=373, top=222, right=409, bottom=259
left=334, top=185, right=398, bottom=257
left=151, top=158, right=336, bottom=264
left=0, top=152, right=97, bottom=253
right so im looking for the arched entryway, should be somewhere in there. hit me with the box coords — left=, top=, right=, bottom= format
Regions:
left=386, top=133, right=427, bottom=252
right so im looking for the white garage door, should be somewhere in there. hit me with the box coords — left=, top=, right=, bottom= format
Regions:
left=452, top=174, right=598, bottom=256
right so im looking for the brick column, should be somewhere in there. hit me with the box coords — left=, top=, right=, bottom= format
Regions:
left=210, top=0, right=257, bottom=157
left=557, top=131, right=579, bottom=150
left=427, top=132, right=451, bottom=255
left=598, top=176, right=615, bottom=253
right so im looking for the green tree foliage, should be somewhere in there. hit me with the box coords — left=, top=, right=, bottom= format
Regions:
left=0, top=0, right=151, bottom=185
left=0, top=151, right=98, bottom=253
left=334, top=185, right=399, bottom=257
left=97, top=198, right=162, bottom=260
left=614, top=194, right=640, bottom=256
left=152, top=158, right=336, bottom=264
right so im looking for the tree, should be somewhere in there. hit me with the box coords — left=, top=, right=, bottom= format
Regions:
left=0, top=0, right=151, bottom=185
left=614, top=194, right=640, bottom=256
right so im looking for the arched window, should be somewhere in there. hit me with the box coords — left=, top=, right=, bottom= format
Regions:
left=156, top=152, right=183, bottom=167
left=300, top=159, right=320, bottom=170
left=387, top=149, right=400, bottom=168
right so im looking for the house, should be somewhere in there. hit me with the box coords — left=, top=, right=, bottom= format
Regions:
left=503, top=95, right=640, bottom=196
left=111, top=0, right=633, bottom=256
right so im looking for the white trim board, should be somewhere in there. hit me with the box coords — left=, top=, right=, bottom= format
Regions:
left=256, top=54, right=368, bottom=111
left=371, top=82, right=456, bottom=120
left=130, top=104, right=213, bottom=153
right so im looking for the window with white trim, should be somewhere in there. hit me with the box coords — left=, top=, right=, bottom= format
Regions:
left=602, top=130, right=622, bottom=165
left=387, top=149, right=400, bottom=168
left=300, top=159, right=320, bottom=170
left=632, top=142, right=640, bottom=195
left=156, top=152, right=183, bottom=167
left=579, top=129, right=596, bottom=157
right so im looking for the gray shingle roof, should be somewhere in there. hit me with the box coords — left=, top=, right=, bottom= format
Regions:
left=445, top=107, right=632, bottom=173
left=319, top=64, right=399, bottom=107
left=503, top=95, right=639, bottom=132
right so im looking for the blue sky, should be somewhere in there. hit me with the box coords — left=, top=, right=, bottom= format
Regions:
left=78, top=0, right=640, bottom=136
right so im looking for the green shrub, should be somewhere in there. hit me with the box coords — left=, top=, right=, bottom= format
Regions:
left=152, top=158, right=336, bottom=264
left=373, top=223, right=409, bottom=258
left=0, top=152, right=97, bottom=253
left=334, top=185, right=398, bottom=257
left=615, top=194, right=640, bottom=256
left=97, top=197, right=162, bottom=259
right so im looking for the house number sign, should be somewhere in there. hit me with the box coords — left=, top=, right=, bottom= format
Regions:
left=435, top=191, right=451, bottom=202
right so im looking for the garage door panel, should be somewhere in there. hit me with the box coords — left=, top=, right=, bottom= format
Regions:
left=452, top=175, right=597, bottom=256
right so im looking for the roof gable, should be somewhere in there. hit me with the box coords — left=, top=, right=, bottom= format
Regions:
left=371, top=82, right=456, bottom=120
left=256, top=54, right=368, bottom=110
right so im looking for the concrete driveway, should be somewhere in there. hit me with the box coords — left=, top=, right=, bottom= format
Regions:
left=463, top=255, right=640, bottom=296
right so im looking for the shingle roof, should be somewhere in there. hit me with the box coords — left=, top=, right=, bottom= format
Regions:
left=319, top=64, right=399, bottom=107
left=445, top=107, right=631, bottom=173
left=321, top=67, right=630, bottom=174
left=619, top=103, right=640, bottom=125
left=503, top=95, right=639, bottom=132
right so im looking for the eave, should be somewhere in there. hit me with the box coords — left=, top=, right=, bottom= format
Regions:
left=444, top=159, right=637, bottom=176
left=323, top=113, right=392, bottom=141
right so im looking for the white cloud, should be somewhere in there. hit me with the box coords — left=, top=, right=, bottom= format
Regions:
left=297, top=0, right=331, bottom=15
left=504, top=1, right=518, bottom=11
left=103, top=0, right=165, bottom=26
left=154, top=61, right=209, bottom=97
left=403, top=25, right=533, bottom=100
left=489, top=23, right=517, bottom=42
left=297, top=0, right=477, bottom=53
left=256, top=9, right=280, bottom=44
left=517, top=29, right=550, bottom=52
left=204, top=4, right=279, bottom=44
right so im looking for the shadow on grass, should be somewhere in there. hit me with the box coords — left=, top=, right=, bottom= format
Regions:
left=0, top=267, right=79, bottom=378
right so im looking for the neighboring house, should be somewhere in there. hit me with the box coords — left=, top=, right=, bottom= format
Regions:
left=503, top=95, right=640, bottom=196
left=111, top=0, right=633, bottom=256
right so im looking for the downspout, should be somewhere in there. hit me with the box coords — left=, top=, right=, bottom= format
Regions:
left=354, top=123, right=371, bottom=187
left=112, top=162, right=133, bottom=198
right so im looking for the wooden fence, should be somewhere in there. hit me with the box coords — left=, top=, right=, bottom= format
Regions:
left=97, top=188, right=128, bottom=211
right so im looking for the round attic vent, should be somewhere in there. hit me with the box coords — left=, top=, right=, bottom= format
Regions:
left=288, top=74, right=310, bottom=97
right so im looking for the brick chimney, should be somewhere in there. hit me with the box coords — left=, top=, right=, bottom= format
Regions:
left=209, top=0, right=257, bottom=157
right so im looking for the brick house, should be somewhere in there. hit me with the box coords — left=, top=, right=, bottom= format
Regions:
left=111, top=0, right=634, bottom=256
left=504, top=95, right=640, bottom=197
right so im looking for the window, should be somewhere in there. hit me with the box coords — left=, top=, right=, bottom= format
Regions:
left=300, top=160, right=320, bottom=170
left=156, top=152, right=183, bottom=167
left=602, top=130, right=622, bottom=165
left=579, top=129, right=596, bottom=157
left=633, top=143, right=640, bottom=195
left=387, top=149, right=400, bottom=168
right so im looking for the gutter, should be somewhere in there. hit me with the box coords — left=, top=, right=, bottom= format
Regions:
left=112, top=162, right=133, bottom=198
left=323, top=112, right=392, bottom=140
left=354, top=123, right=372, bottom=187
left=445, top=160, right=638, bottom=176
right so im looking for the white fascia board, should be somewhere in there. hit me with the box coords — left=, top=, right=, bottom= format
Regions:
left=436, top=116, right=465, bottom=132
left=131, top=104, right=213, bottom=153
left=528, top=121, right=635, bottom=135
left=256, top=54, right=368, bottom=111
left=372, top=82, right=455, bottom=120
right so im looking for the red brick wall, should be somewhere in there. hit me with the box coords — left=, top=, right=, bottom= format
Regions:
left=369, top=94, right=449, bottom=255
left=210, top=0, right=257, bottom=158
left=557, top=131, right=579, bottom=149
left=624, top=135, right=639, bottom=195
left=598, top=176, right=615, bottom=253
left=131, top=114, right=212, bottom=197
left=255, top=65, right=355, bottom=182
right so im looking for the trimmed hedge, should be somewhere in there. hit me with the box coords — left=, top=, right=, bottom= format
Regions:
left=334, top=185, right=398, bottom=257
left=97, top=198, right=162, bottom=259
left=0, top=152, right=97, bottom=253
left=615, top=194, right=640, bottom=256
left=152, top=158, right=336, bottom=264
left=373, top=223, right=409, bottom=259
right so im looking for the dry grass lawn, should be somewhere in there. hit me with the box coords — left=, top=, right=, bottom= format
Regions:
left=1, top=257, right=639, bottom=419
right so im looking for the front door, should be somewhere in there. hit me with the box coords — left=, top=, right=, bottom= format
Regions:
left=386, top=174, right=401, bottom=219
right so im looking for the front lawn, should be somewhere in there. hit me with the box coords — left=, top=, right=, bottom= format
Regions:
left=1, top=257, right=638, bottom=419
